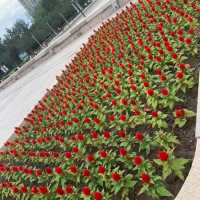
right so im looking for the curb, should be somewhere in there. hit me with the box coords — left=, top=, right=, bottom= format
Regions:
left=175, top=71, right=200, bottom=200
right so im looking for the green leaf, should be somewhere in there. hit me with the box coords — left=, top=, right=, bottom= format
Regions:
left=154, top=159, right=163, bottom=166
left=163, top=164, right=172, bottom=180
left=156, top=186, right=174, bottom=197
left=184, top=109, right=196, bottom=118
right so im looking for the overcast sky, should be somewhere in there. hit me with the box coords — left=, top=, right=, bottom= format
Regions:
left=0, top=0, right=30, bottom=37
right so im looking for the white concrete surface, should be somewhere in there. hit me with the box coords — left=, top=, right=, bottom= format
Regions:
left=0, top=30, right=93, bottom=147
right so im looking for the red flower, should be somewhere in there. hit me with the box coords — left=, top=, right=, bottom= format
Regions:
left=55, top=167, right=62, bottom=174
left=117, top=130, right=125, bottom=138
left=45, top=167, right=52, bottom=174
left=160, top=74, right=167, bottom=81
left=21, top=186, right=27, bottom=193
left=103, top=131, right=110, bottom=139
left=160, top=88, right=169, bottom=96
left=111, top=99, right=117, bottom=106
left=133, top=155, right=143, bottom=166
left=151, top=111, right=158, bottom=118
left=72, top=146, right=78, bottom=153
left=38, top=185, right=48, bottom=194
left=65, top=185, right=73, bottom=194
left=119, top=147, right=127, bottom=156
left=99, top=150, right=107, bottom=158
left=91, top=131, right=98, bottom=139
left=143, top=81, right=149, bottom=87
left=175, top=108, right=185, bottom=118
left=12, top=187, right=19, bottom=193
left=140, top=172, right=150, bottom=183
left=146, top=89, right=154, bottom=96
left=86, top=154, right=94, bottom=162
left=31, top=186, right=38, bottom=193
left=64, top=151, right=71, bottom=159
left=112, top=172, right=121, bottom=182
left=119, top=114, right=126, bottom=121
left=93, top=117, right=101, bottom=124
left=172, top=53, right=177, bottom=60
left=82, top=186, right=90, bottom=196
left=158, top=151, right=169, bottom=161
left=55, top=187, right=64, bottom=195
left=108, top=114, right=115, bottom=122
left=93, top=191, right=102, bottom=200
left=185, top=38, right=192, bottom=45
left=98, top=165, right=105, bottom=174
left=131, top=84, right=137, bottom=91
left=135, top=131, right=143, bottom=141
left=69, top=165, right=77, bottom=174
left=84, top=117, right=91, bottom=123
left=176, top=71, right=184, bottom=79
left=82, top=168, right=90, bottom=177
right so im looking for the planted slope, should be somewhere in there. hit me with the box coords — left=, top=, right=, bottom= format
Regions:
left=0, top=0, right=200, bottom=200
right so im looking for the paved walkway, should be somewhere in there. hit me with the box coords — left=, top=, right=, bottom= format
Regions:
left=0, top=30, right=93, bottom=147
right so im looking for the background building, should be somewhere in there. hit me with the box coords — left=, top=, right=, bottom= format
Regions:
left=18, top=0, right=41, bottom=16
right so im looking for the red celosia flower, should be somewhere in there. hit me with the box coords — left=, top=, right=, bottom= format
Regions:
left=38, top=185, right=48, bottom=194
left=111, top=99, right=117, bottom=106
left=72, top=146, right=78, bottom=153
left=99, top=150, right=107, bottom=158
left=86, top=154, right=94, bottom=162
left=108, top=114, right=115, bottom=122
left=103, top=131, right=110, bottom=139
left=119, top=114, right=126, bottom=121
left=64, top=151, right=71, bottom=159
left=65, top=185, right=73, bottom=194
left=84, top=117, right=91, bottom=123
left=93, top=117, right=101, bottom=124
left=146, top=89, right=154, bottom=96
left=55, top=167, right=62, bottom=174
left=55, top=187, right=64, bottom=195
left=151, top=111, right=158, bottom=118
left=69, top=165, right=77, bottom=174
left=31, top=186, right=38, bottom=193
left=93, top=191, right=102, bottom=200
left=133, top=155, right=143, bottom=166
left=185, top=38, right=192, bottom=45
left=82, top=186, right=90, bottom=196
left=176, top=71, right=184, bottom=79
left=91, top=131, right=98, bottom=139
left=98, top=165, right=105, bottom=174
left=175, top=108, right=185, bottom=118
left=12, top=187, right=19, bottom=193
left=21, top=186, right=27, bottom=193
left=131, top=84, right=137, bottom=91
left=45, top=167, right=52, bottom=174
left=172, top=53, right=177, bottom=60
left=158, top=151, right=169, bottom=161
left=160, top=88, right=169, bottom=96
left=112, top=172, right=121, bottom=182
left=119, top=147, right=127, bottom=156
left=82, top=168, right=90, bottom=177
left=140, top=172, right=150, bottom=183
left=117, top=130, right=125, bottom=138
left=135, top=131, right=143, bottom=141
left=143, top=81, right=149, bottom=87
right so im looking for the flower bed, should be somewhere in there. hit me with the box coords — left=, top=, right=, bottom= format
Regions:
left=0, top=0, right=200, bottom=199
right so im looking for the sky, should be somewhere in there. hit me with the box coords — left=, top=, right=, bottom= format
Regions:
left=0, top=0, right=30, bottom=37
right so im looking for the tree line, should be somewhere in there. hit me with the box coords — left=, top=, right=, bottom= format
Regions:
left=0, top=0, right=90, bottom=79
